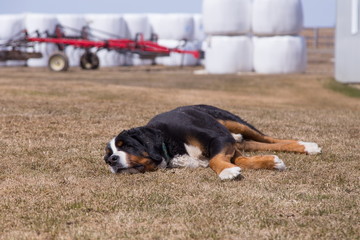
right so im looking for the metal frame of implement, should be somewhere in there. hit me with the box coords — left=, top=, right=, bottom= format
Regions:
left=0, top=25, right=203, bottom=71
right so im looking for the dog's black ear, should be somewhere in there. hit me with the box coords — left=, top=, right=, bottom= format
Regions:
left=119, top=127, right=165, bottom=164
left=137, top=127, right=165, bottom=164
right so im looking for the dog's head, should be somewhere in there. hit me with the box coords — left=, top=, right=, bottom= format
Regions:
left=104, top=127, right=166, bottom=174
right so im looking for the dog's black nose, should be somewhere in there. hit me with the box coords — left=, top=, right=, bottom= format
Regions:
left=110, top=155, right=119, bottom=162
left=107, top=155, right=119, bottom=166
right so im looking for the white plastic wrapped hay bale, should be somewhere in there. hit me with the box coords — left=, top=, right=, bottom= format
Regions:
left=253, top=36, right=307, bottom=74
left=0, top=14, right=24, bottom=40
left=56, top=14, right=87, bottom=67
left=205, top=36, right=253, bottom=74
left=148, top=14, right=194, bottom=40
left=123, top=14, right=152, bottom=40
left=85, top=14, right=127, bottom=66
left=252, top=0, right=303, bottom=35
left=155, top=39, right=198, bottom=66
left=25, top=14, right=58, bottom=35
left=6, top=59, right=26, bottom=67
left=193, top=14, right=206, bottom=42
left=63, top=46, right=85, bottom=67
left=25, top=14, right=59, bottom=67
left=202, top=0, right=252, bottom=35
left=57, top=14, right=87, bottom=36
left=0, top=14, right=26, bottom=66
left=125, top=53, right=153, bottom=66
left=96, top=49, right=125, bottom=67
left=84, top=14, right=127, bottom=39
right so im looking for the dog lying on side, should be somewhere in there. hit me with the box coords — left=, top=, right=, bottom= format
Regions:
left=104, top=105, right=321, bottom=180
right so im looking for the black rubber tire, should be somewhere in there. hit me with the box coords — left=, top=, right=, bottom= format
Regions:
left=48, top=52, right=69, bottom=72
left=80, top=52, right=100, bottom=70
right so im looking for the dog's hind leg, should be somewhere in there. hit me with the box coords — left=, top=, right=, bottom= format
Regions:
left=236, top=140, right=321, bottom=155
left=219, top=120, right=321, bottom=154
left=218, top=120, right=295, bottom=143
left=232, top=154, right=286, bottom=171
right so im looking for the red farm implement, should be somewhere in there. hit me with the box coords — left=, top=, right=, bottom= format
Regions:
left=0, top=25, right=203, bottom=71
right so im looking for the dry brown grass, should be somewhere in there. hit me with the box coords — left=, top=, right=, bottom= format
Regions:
left=0, top=63, right=359, bottom=239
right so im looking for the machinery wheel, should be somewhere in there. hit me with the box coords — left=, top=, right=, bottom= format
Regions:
left=48, top=52, right=69, bottom=72
left=80, top=52, right=99, bottom=70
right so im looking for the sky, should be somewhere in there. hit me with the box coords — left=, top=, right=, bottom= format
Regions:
left=0, top=0, right=336, bottom=27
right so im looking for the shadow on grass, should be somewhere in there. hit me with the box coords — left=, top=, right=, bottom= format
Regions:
left=326, top=78, right=360, bottom=98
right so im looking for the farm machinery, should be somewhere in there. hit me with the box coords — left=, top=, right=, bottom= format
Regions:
left=0, top=25, right=203, bottom=71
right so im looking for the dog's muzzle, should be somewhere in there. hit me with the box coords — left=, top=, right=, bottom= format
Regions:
left=106, top=155, right=120, bottom=166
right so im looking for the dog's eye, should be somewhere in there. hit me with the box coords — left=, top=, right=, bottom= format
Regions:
left=116, top=141, right=123, bottom=148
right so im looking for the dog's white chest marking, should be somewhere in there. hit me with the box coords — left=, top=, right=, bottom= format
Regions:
left=169, top=144, right=208, bottom=168
left=184, top=144, right=203, bottom=159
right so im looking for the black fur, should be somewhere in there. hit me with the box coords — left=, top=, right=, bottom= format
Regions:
left=192, top=105, right=263, bottom=134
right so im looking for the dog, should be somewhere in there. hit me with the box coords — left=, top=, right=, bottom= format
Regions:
left=104, top=105, right=321, bottom=180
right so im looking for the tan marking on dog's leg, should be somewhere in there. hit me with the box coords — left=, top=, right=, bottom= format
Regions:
left=236, top=141, right=321, bottom=154
left=236, top=141, right=307, bottom=153
left=218, top=120, right=299, bottom=143
left=209, top=147, right=242, bottom=180
left=209, top=154, right=237, bottom=175
left=234, top=155, right=286, bottom=170
left=262, top=136, right=298, bottom=144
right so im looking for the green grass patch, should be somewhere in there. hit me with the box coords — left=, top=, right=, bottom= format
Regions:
left=326, top=78, right=360, bottom=98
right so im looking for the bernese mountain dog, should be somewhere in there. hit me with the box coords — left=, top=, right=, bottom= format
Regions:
left=104, top=105, right=321, bottom=180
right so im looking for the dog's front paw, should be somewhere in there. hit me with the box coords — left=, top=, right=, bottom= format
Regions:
left=298, top=141, right=322, bottom=155
left=219, top=167, right=242, bottom=180
left=273, top=155, right=286, bottom=171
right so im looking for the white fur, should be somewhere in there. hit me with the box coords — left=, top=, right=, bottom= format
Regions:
left=184, top=144, right=203, bottom=159
left=170, top=155, right=209, bottom=168
left=298, top=141, right=322, bottom=155
left=218, top=167, right=241, bottom=180
left=273, top=155, right=286, bottom=171
left=169, top=144, right=209, bottom=168
left=118, top=151, right=129, bottom=167
left=231, top=133, right=243, bottom=142
left=158, top=159, right=168, bottom=169
left=109, top=138, right=129, bottom=170
left=110, top=137, right=117, bottom=153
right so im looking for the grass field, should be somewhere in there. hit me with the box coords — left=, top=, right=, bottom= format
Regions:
left=0, top=59, right=360, bottom=239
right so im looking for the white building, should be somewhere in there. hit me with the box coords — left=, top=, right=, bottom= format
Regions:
left=335, top=0, right=360, bottom=83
